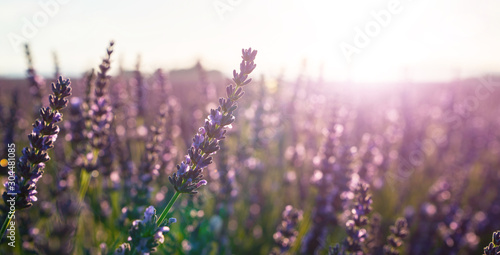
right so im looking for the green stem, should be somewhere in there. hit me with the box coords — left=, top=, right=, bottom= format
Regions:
left=156, top=191, right=180, bottom=227
left=79, top=169, right=91, bottom=203
left=0, top=215, right=12, bottom=242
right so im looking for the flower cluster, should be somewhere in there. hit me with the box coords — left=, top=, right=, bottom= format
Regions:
left=484, top=231, right=500, bottom=255
left=2, top=76, right=72, bottom=209
left=169, top=48, right=257, bottom=194
left=383, top=218, right=409, bottom=255
left=345, top=181, right=373, bottom=253
left=115, top=206, right=176, bottom=255
left=270, top=205, right=303, bottom=255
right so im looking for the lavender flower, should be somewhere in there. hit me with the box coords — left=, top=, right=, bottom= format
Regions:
left=88, top=41, right=115, bottom=177
left=90, top=41, right=114, bottom=151
left=484, top=231, right=500, bottom=255
left=345, top=182, right=373, bottom=253
left=115, top=48, right=257, bottom=254
left=270, top=205, right=303, bottom=255
left=115, top=206, right=176, bottom=255
left=383, top=218, right=408, bottom=255
left=2, top=76, right=72, bottom=209
left=168, top=48, right=257, bottom=195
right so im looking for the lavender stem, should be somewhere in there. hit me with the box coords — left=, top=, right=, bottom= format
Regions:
left=0, top=215, right=12, bottom=241
left=156, top=191, right=180, bottom=227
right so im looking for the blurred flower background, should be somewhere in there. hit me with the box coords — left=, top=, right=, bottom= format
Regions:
left=1, top=0, right=500, bottom=255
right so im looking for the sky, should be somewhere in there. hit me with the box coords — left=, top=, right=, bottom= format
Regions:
left=1, top=0, right=499, bottom=83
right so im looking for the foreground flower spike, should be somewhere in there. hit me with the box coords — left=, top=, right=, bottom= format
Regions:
left=2, top=76, right=72, bottom=209
left=115, top=48, right=256, bottom=253
left=484, top=231, right=500, bottom=255
left=115, top=206, right=176, bottom=255
left=270, top=205, right=303, bottom=255
left=168, top=48, right=257, bottom=195
left=383, top=218, right=409, bottom=255
left=153, top=48, right=256, bottom=230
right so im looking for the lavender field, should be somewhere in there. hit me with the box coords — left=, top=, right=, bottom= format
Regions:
left=2, top=1, right=500, bottom=255
left=0, top=42, right=499, bottom=254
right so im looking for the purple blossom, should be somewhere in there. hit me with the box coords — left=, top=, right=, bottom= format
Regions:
left=116, top=206, right=176, bottom=254
left=2, top=76, right=71, bottom=209
left=169, top=48, right=257, bottom=195
left=270, top=205, right=303, bottom=255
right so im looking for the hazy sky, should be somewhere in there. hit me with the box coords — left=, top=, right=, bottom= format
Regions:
left=1, top=0, right=499, bottom=82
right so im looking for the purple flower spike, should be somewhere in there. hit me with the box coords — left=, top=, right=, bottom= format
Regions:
left=169, top=48, right=257, bottom=195
left=2, top=77, right=71, bottom=210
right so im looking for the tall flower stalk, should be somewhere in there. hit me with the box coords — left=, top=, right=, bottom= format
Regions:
left=1, top=76, right=72, bottom=239
left=115, top=48, right=257, bottom=254
left=78, top=41, right=115, bottom=201
left=158, top=47, right=257, bottom=225
left=90, top=41, right=114, bottom=152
